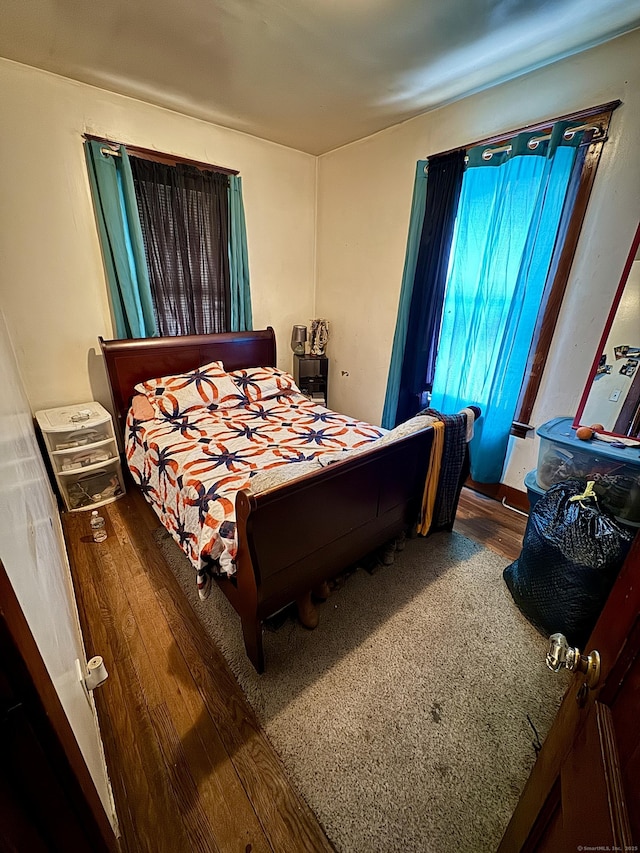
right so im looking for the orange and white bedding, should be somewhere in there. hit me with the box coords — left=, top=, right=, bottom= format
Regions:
left=125, top=362, right=387, bottom=596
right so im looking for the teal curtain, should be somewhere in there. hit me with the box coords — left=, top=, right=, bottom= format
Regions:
left=430, top=122, right=583, bottom=482
left=228, top=175, right=253, bottom=331
left=84, top=141, right=157, bottom=339
left=381, top=161, right=428, bottom=428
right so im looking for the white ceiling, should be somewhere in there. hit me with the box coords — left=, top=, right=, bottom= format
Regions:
left=2, top=0, right=640, bottom=154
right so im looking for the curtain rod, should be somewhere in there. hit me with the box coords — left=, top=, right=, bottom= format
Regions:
left=480, top=122, right=604, bottom=161
left=423, top=119, right=608, bottom=174
left=429, top=100, right=620, bottom=162
left=84, top=134, right=239, bottom=176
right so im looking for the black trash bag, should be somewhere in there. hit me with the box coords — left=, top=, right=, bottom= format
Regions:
left=503, top=478, right=635, bottom=648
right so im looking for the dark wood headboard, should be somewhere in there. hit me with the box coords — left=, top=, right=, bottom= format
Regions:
left=99, top=328, right=277, bottom=435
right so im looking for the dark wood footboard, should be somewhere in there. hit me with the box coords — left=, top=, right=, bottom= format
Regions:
left=229, top=426, right=435, bottom=672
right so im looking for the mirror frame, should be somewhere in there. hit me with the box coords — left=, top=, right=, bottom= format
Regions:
left=573, top=222, right=640, bottom=439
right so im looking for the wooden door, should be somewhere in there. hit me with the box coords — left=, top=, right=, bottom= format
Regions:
left=0, top=559, right=117, bottom=852
left=499, top=533, right=639, bottom=850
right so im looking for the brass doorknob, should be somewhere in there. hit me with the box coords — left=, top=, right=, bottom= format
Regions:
left=546, top=633, right=601, bottom=690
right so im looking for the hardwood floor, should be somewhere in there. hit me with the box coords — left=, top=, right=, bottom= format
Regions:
left=62, top=485, right=526, bottom=853
left=455, top=486, right=527, bottom=562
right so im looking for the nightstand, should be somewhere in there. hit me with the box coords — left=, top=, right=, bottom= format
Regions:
left=293, top=354, right=328, bottom=406
left=35, top=402, right=125, bottom=512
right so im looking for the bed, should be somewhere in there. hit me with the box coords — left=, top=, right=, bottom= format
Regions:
left=100, top=328, right=474, bottom=672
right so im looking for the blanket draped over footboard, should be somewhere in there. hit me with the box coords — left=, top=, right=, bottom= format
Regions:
left=418, top=406, right=476, bottom=532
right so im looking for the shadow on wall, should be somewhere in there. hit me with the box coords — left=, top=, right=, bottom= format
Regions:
left=87, top=348, right=121, bottom=448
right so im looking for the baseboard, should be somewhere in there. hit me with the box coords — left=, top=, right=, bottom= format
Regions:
left=465, top=478, right=530, bottom=513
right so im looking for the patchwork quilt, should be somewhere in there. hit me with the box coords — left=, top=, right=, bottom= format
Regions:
left=126, top=363, right=386, bottom=597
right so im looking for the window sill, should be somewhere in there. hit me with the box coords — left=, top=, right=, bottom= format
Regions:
left=510, top=421, right=535, bottom=439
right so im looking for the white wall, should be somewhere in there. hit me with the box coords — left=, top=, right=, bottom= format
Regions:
left=315, top=29, right=640, bottom=489
left=0, top=58, right=317, bottom=414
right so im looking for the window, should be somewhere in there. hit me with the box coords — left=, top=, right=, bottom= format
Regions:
left=384, top=101, right=619, bottom=483
left=84, top=138, right=252, bottom=340
left=476, top=103, right=619, bottom=436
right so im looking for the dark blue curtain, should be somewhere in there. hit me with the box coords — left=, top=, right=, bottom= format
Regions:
left=394, top=151, right=466, bottom=426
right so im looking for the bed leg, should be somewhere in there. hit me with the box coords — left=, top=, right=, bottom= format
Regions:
left=241, top=617, right=265, bottom=674
left=296, top=590, right=319, bottom=629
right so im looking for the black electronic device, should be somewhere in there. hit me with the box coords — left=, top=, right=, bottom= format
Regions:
left=293, top=354, right=328, bottom=406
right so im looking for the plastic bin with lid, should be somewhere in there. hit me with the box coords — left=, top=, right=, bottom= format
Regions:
left=535, top=417, right=640, bottom=525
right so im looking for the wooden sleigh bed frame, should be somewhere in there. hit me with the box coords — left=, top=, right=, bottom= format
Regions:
left=101, top=327, right=466, bottom=672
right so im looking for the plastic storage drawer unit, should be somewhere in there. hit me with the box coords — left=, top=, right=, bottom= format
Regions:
left=36, top=402, right=125, bottom=512
left=535, top=417, right=640, bottom=526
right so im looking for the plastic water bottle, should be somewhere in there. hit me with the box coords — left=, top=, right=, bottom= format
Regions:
left=90, top=510, right=107, bottom=543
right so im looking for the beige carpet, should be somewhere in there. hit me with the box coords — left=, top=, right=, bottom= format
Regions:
left=154, top=527, right=566, bottom=853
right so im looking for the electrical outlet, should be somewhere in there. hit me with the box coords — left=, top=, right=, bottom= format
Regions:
left=609, top=389, right=621, bottom=402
